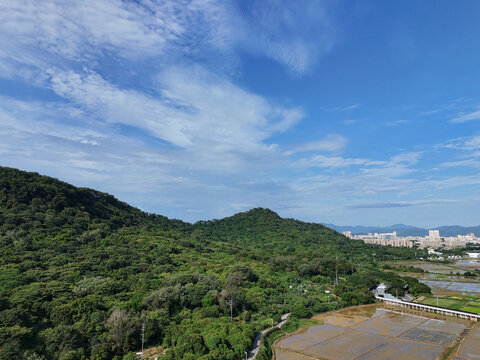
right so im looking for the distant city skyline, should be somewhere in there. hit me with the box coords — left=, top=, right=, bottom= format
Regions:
left=1, top=1, right=480, bottom=226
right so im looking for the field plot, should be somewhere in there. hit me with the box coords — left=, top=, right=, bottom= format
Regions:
left=401, top=328, right=452, bottom=344
left=274, top=305, right=470, bottom=360
left=454, top=260, right=480, bottom=268
left=419, top=295, right=480, bottom=314
left=276, top=324, right=348, bottom=351
left=422, top=280, right=480, bottom=294
left=355, top=339, right=444, bottom=360
left=456, top=323, right=480, bottom=360
left=273, top=349, right=314, bottom=360
left=304, top=331, right=388, bottom=360
left=351, top=311, right=427, bottom=337
left=417, top=318, right=467, bottom=336
left=388, top=261, right=464, bottom=274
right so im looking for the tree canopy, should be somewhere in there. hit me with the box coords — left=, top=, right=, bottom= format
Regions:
left=0, top=167, right=427, bottom=360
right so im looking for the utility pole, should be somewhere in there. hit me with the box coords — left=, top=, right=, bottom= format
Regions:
left=141, top=319, right=145, bottom=360
left=436, top=295, right=439, bottom=307
left=229, top=299, right=234, bottom=321
left=335, top=256, right=338, bottom=286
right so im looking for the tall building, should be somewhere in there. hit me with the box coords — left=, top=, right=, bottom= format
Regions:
left=429, top=229, right=440, bottom=240
left=342, top=231, right=352, bottom=238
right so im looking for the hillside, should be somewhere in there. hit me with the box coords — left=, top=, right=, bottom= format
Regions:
left=0, top=166, right=188, bottom=236
left=0, top=167, right=428, bottom=360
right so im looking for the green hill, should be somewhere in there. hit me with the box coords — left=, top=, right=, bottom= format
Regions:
left=0, top=167, right=426, bottom=360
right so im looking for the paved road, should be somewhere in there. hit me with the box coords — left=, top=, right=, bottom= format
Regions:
left=247, top=313, right=290, bottom=359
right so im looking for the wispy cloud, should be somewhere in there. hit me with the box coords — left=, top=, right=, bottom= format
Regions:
left=294, top=154, right=383, bottom=169
left=0, top=0, right=335, bottom=79
left=234, top=0, right=336, bottom=76
left=451, top=109, right=480, bottom=123
left=347, top=199, right=462, bottom=209
left=46, top=66, right=303, bottom=161
left=385, top=119, right=408, bottom=126
left=332, top=104, right=361, bottom=112
left=287, top=134, right=347, bottom=155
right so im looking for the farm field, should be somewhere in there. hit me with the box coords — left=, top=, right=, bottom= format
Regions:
left=383, top=261, right=480, bottom=300
left=274, top=304, right=472, bottom=360
left=418, top=295, right=480, bottom=314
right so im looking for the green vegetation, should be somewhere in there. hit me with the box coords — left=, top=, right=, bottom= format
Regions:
left=0, top=167, right=428, bottom=360
left=419, top=296, right=480, bottom=314
left=383, top=264, right=426, bottom=273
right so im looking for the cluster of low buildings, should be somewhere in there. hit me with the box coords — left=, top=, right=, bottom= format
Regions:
left=342, top=230, right=479, bottom=249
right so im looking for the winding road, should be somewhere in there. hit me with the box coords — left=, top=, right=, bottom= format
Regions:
left=247, top=313, right=290, bottom=359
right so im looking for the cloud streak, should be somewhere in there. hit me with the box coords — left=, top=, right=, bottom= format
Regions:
left=451, top=109, right=480, bottom=123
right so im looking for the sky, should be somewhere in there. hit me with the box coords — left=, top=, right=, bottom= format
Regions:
left=1, top=0, right=480, bottom=227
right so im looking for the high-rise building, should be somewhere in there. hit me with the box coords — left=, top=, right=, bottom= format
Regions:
left=429, top=229, right=440, bottom=240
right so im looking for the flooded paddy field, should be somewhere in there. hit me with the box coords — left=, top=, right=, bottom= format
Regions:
left=454, top=259, right=480, bottom=268
left=274, top=304, right=474, bottom=360
left=456, top=323, right=480, bottom=360
left=422, top=280, right=480, bottom=294
left=384, top=261, right=480, bottom=296
left=387, top=261, right=466, bottom=274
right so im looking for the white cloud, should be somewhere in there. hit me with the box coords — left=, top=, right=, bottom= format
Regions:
left=333, top=104, right=360, bottom=112
left=288, top=134, right=347, bottom=154
left=0, top=96, right=104, bottom=144
left=451, top=109, right=480, bottom=123
left=294, top=154, right=384, bottom=169
left=386, top=119, right=408, bottom=126
left=442, top=135, right=480, bottom=155
left=232, top=0, right=335, bottom=75
left=441, top=159, right=480, bottom=168
left=390, top=151, right=422, bottom=165
left=46, top=66, right=303, bottom=162
left=0, top=0, right=335, bottom=80
left=0, top=0, right=183, bottom=61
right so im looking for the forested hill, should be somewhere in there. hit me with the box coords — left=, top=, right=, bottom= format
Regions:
left=194, top=208, right=367, bottom=257
left=0, top=167, right=428, bottom=360
left=0, top=166, right=188, bottom=237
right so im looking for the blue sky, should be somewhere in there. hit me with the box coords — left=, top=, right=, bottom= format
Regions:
left=1, top=0, right=480, bottom=227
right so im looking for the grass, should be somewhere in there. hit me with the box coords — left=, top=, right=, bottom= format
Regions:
left=298, top=318, right=322, bottom=329
left=461, top=306, right=480, bottom=314
left=419, top=295, right=480, bottom=314
left=420, top=297, right=467, bottom=310
left=440, top=342, right=460, bottom=360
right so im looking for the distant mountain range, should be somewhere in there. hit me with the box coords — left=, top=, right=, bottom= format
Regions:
left=325, top=223, right=480, bottom=237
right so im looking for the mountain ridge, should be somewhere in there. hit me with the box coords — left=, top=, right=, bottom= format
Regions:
left=326, top=223, right=480, bottom=237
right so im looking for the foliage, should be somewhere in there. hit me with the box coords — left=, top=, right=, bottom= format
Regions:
left=0, top=167, right=425, bottom=359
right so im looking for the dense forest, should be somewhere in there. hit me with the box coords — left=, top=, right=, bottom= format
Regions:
left=0, top=166, right=430, bottom=360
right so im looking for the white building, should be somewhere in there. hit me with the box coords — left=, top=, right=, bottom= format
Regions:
left=429, top=229, right=440, bottom=241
